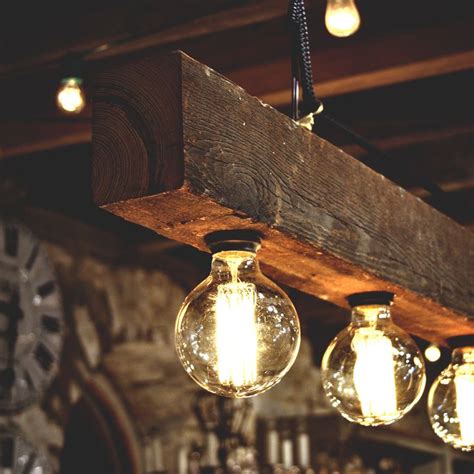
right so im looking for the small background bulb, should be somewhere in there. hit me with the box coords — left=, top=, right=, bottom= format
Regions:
left=325, top=0, right=361, bottom=38
left=322, top=292, right=426, bottom=426
left=425, top=344, right=441, bottom=363
left=56, top=77, right=86, bottom=114
left=175, top=231, right=300, bottom=398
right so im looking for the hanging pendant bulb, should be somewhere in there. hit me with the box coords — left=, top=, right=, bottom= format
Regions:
left=57, top=77, right=86, bottom=114
left=175, top=230, right=300, bottom=398
left=325, top=0, right=361, bottom=38
left=428, top=336, right=474, bottom=451
left=321, top=291, right=426, bottom=426
left=56, top=54, right=86, bottom=114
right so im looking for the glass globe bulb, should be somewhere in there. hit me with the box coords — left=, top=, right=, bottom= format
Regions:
left=56, top=77, right=86, bottom=114
left=325, top=0, right=361, bottom=38
left=321, top=292, right=426, bottom=426
left=175, top=231, right=300, bottom=398
left=428, top=346, right=474, bottom=451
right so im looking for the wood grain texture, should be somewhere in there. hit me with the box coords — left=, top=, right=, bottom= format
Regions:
left=92, top=51, right=474, bottom=343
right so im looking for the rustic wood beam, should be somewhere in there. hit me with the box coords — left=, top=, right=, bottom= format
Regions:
left=92, top=51, right=474, bottom=343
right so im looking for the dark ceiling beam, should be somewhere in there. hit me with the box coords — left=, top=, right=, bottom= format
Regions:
left=0, top=0, right=291, bottom=78
left=237, top=19, right=474, bottom=104
left=91, top=51, right=474, bottom=343
left=343, top=125, right=474, bottom=194
left=0, top=120, right=91, bottom=159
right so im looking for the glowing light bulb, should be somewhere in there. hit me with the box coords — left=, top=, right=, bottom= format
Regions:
left=321, top=292, right=426, bottom=426
left=325, top=0, right=361, bottom=38
left=428, top=344, right=474, bottom=451
left=352, top=326, right=398, bottom=419
left=175, top=230, right=300, bottom=398
left=425, top=344, right=441, bottom=363
left=215, top=263, right=257, bottom=386
left=56, top=77, right=86, bottom=114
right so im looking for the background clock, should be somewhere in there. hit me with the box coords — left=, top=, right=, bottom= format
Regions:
left=0, top=423, right=52, bottom=473
left=0, top=219, right=63, bottom=414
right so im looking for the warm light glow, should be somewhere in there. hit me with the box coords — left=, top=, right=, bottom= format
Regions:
left=325, top=0, right=361, bottom=37
left=428, top=347, right=474, bottom=451
left=425, top=344, right=441, bottom=362
left=56, top=77, right=85, bottom=114
left=352, top=327, right=398, bottom=420
left=322, top=295, right=425, bottom=426
left=455, top=366, right=474, bottom=446
left=215, top=257, right=258, bottom=387
left=175, top=236, right=300, bottom=398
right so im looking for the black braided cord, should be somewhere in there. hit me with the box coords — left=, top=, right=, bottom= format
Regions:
left=287, top=0, right=446, bottom=200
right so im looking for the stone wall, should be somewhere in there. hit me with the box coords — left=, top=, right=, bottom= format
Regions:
left=9, top=242, right=201, bottom=472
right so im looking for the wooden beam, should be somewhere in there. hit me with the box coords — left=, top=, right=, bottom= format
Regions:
left=92, top=51, right=474, bottom=343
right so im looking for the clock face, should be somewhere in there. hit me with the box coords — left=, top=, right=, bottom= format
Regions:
left=0, top=424, right=53, bottom=474
left=0, top=220, right=63, bottom=414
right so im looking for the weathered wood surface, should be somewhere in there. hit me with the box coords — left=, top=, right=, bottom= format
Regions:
left=92, top=51, right=474, bottom=343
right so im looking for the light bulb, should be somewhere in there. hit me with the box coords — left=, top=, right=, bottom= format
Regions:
left=321, top=291, right=426, bottom=426
left=56, top=77, right=86, bottom=114
left=175, top=230, right=300, bottom=398
left=425, top=344, right=441, bottom=363
left=325, top=0, right=361, bottom=38
left=428, top=342, right=474, bottom=451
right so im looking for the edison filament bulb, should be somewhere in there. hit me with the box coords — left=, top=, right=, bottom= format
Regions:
left=325, top=0, right=361, bottom=37
left=321, top=291, right=426, bottom=426
left=428, top=337, right=474, bottom=451
left=56, top=77, right=86, bottom=114
left=175, top=230, right=300, bottom=398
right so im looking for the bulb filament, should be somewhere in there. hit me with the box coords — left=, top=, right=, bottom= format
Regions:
left=352, top=327, right=397, bottom=420
left=215, top=257, right=257, bottom=387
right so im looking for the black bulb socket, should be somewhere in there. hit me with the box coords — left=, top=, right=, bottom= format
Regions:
left=347, top=291, right=395, bottom=308
left=205, top=229, right=262, bottom=254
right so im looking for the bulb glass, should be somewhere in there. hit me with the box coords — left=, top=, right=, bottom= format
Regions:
left=175, top=249, right=300, bottom=398
left=325, top=0, right=361, bottom=37
left=322, top=304, right=426, bottom=426
left=428, top=347, right=474, bottom=451
left=56, top=77, right=85, bottom=114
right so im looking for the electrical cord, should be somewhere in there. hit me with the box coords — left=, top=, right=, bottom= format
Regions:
left=287, top=0, right=446, bottom=202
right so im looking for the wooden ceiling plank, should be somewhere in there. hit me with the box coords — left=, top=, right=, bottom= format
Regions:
left=231, top=20, right=474, bottom=104
left=0, top=0, right=290, bottom=77
left=91, top=51, right=474, bottom=343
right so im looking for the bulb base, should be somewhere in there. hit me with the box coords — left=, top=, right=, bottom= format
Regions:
left=347, top=291, right=394, bottom=308
left=204, top=229, right=262, bottom=254
left=447, top=335, right=474, bottom=350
